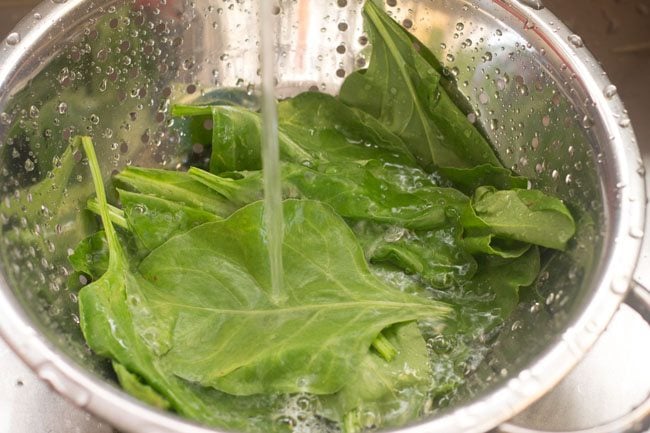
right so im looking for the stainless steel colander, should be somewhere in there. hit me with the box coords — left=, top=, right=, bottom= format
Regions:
left=0, top=1, right=648, bottom=432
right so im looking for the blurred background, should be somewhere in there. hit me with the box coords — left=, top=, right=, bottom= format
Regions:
left=1, top=0, right=648, bottom=147
left=0, top=0, right=649, bottom=432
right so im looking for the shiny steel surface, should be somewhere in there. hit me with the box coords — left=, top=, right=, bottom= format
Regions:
left=0, top=1, right=648, bottom=433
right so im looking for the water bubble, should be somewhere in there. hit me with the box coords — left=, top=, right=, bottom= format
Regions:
left=456, top=22, right=464, bottom=31
left=567, top=34, right=584, bottom=48
left=446, top=53, right=455, bottom=62
left=24, top=159, right=35, bottom=172
left=6, top=32, right=20, bottom=45
left=29, top=106, right=40, bottom=119
left=603, top=84, right=617, bottom=99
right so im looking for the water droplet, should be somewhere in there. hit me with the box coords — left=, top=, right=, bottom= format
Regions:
left=603, top=84, right=617, bottom=99
left=51, top=0, right=69, bottom=3
left=581, top=115, right=594, bottom=129
left=490, top=119, right=499, bottom=131
left=456, top=22, right=465, bottom=31
left=568, top=34, right=584, bottom=48
left=24, top=159, right=35, bottom=172
left=57, top=102, right=68, bottom=114
left=619, top=117, right=631, bottom=128
left=446, top=53, right=455, bottom=62
left=29, top=105, right=40, bottom=119
left=33, top=12, right=42, bottom=20
left=6, top=32, right=20, bottom=45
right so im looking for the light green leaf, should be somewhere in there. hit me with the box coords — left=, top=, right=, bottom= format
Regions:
left=137, top=199, right=451, bottom=396
left=319, top=322, right=432, bottom=433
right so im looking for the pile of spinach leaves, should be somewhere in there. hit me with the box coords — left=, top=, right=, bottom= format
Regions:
left=68, top=2, right=575, bottom=432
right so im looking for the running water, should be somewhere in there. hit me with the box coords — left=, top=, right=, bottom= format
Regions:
left=259, top=1, right=285, bottom=303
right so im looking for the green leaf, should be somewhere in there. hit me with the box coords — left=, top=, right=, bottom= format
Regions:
left=69, top=230, right=110, bottom=279
left=352, top=222, right=477, bottom=289
left=188, top=161, right=472, bottom=231
left=76, top=137, right=293, bottom=433
left=113, top=362, right=171, bottom=410
left=173, top=92, right=417, bottom=173
left=118, top=189, right=220, bottom=252
left=438, top=164, right=528, bottom=195
left=471, top=187, right=576, bottom=250
left=114, top=166, right=237, bottom=217
left=277, top=92, right=418, bottom=166
left=461, top=235, right=531, bottom=259
left=319, top=322, right=432, bottom=432
left=465, top=247, right=541, bottom=319
left=339, top=1, right=501, bottom=169
left=284, top=161, right=472, bottom=230
left=137, top=199, right=451, bottom=396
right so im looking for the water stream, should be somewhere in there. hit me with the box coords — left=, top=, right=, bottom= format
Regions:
left=259, top=1, right=285, bottom=303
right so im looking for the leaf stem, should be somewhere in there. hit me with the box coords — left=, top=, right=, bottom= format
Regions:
left=86, top=198, right=128, bottom=229
left=171, top=104, right=213, bottom=117
left=343, top=409, right=362, bottom=433
left=372, top=331, right=397, bottom=362
left=81, top=136, right=123, bottom=264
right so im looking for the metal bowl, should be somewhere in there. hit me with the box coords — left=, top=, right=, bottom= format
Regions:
left=0, top=1, right=648, bottom=432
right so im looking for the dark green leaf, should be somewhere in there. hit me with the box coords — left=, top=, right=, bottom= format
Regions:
left=352, top=221, right=477, bottom=288
left=471, top=187, right=575, bottom=250
left=461, top=235, right=531, bottom=258
left=464, top=246, right=541, bottom=318
left=438, top=164, right=528, bottom=195
left=339, top=1, right=501, bottom=169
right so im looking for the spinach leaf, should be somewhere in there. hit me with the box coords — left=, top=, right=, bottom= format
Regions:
left=352, top=222, right=477, bottom=289
left=69, top=230, right=110, bottom=279
left=137, top=199, right=451, bottom=396
left=437, top=164, right=528, bottom=195
left=118, top=189, right=220, bottom=252
left=470, top=187, right=575, bottom=250
left=76, top=137, right=311, bottom=433
left=188, top=161, right=472, bottom=231
left=113, top=362, right=171, bottom=410
left=173, top=92, right=417, bottom=173
left=319, top=322, right=432, bottom=433
left=461, top=235, right=531, bottom=259
left=463, top=246, right=541, bottom=319
left=285, top=161, right=471, bottom=230
left=277, top=92, right=418, bottom=166
left=114, top=166, right=237, bottom=217
left=339, top=1, right=501, bottom=170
